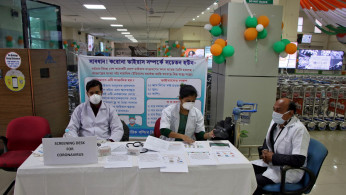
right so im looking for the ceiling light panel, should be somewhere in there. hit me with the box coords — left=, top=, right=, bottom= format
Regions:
left=121, top=32, right=130, bottom=34
left=101, top=17, right=116, bottom=20
left=110, top=24, right=123, bottom=27
left=83, top=4, right=106, bottom=9
left=117, top=29, right=127, bottom=31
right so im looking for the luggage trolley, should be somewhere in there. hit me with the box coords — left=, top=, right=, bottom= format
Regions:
left=303, top=85, right=316, bottom=131
left=327, top=86, right=340, bottom=131
left=315, top=85, right=327, bottom=130
left=292, top=84, right=304, bottom=122
left=337, top=86, right=346, bottom=130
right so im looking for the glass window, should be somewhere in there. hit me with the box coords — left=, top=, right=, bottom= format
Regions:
left=26, top=0, right=62, bottom=49
left=297, top=17, right=303, bottom=33
left=0, top=0, right=24, bottom=49
left=314, top=19, right=322, bottom=34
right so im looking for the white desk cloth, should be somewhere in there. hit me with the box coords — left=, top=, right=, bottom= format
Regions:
left=14, top=141, right=257, bottom=195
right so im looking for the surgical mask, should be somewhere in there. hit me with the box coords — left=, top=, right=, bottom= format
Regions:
left=272, top=111, right=290, bottom=124
left=182, top=102, right=195, bottom=110
left=89, top=94, right=102, bottom=105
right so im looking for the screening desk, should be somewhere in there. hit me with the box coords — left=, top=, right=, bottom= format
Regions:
left=14, top=141, right=256, bottom=195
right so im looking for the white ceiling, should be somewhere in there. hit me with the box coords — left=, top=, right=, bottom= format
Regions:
left=37, top=0, right=219, bottom=42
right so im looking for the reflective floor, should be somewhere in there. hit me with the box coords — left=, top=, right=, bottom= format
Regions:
left=0, top=131, right=345, bottom=194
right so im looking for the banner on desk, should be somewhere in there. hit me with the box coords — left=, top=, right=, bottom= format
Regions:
left=78, top=56, right=208, bottom=138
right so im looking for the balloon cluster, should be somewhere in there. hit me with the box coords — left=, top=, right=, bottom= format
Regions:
left=336, top=33, right=346, bottom=44
left=70, top=41, right=80, bottom=51
left=273, top=39, right=297, bottom=58
left=244, top=16, right=269, bottom=41
left=18, top=36, right=23, bottom=45
left=158, top=41, right=186, bottom=57
left=105, top=46, right=113, bottom=52
left=5, top=36, right=13, bottom=47
left=63, top=41, right=68, bottom=49
left=211, top=38, right=235, bottom=64
left=204, top=14, right=223, bottom=37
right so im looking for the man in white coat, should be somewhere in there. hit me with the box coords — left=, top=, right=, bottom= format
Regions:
left=252, top=98, right=310, bottom=195
left=66, top=79, right=124, bottom=141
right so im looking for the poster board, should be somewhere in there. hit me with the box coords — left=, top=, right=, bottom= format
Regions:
left=78, top=56, right=208, bottom=138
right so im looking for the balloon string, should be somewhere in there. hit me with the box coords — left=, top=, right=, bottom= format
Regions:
left=244, top=0, right=253, bottom=17
left=255, top=38, right=258, bottom=63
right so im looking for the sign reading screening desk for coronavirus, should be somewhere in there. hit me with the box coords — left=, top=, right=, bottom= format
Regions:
left=42, top=137, right=98, bottom=165
left=78, top=56, right=208, bottom=138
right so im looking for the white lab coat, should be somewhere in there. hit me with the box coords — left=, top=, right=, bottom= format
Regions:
left=159, top=103, right=205, bottom=141
left=252, top=116, right=310, bottom=183
left=66, top=101, right=124, bottom=141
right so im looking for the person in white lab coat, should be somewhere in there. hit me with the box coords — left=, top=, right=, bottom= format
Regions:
left=252, top=98, right=310, bottom=195
left=159, top=84, right=214, bottom=144
left=66, top=79, right=124, bottom=141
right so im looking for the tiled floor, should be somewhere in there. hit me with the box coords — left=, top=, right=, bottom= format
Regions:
left=0, top=131, right=345, bottom=194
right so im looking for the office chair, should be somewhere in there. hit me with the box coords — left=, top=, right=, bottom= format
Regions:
left=262, top=138, right=328, bottom=195
left=120, top=120, right=129, bottom=141
left=0, top=116, right=51, bottom=195
left=153, top=117, right=161, bottom=138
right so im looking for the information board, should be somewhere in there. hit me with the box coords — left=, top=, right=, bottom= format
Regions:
left=78, top=56, right=208, bottom=138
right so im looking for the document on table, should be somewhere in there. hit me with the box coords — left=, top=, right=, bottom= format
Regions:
left=209, top=142, right=231, bottom=151
left=187, top=151, right=217, bottom=166
left=160, top=153, right=188, bottom=173
left=213, top=151, right=237, bottom=164
left=183, top=142, right=208, bottom=152
left=138, top=152, right=165, bottom=169
left=32, top=145, right=44, bottom=157
left=168, top=142, right=184, bottom=151
left=104, top=154, right=133, bottom=168
left=143, top=136, right=169, bottom=152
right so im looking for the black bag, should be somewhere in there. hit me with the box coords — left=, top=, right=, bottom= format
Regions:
left=212, top=117, right=235, bottom=144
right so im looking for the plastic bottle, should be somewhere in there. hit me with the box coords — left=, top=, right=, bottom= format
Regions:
left=63, top=129, right=73, bottom=138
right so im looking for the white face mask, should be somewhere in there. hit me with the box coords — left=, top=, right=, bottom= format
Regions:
left=272, top=111, right=290, bottom=124
left=182, top=102, right=195, bottom=110
left=89, top=94, right=102, bottom=105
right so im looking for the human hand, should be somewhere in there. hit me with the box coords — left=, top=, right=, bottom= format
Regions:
left=181, top=135, right=195, bottom=144
left=262, top=150, right=274, bottom=164
left=208, top=130, right=215, bottom=139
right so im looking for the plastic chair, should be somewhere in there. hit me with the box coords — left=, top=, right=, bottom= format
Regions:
left=120, top=120, right=129, bottom=141
left=262, top=138, right=328, bottom=195
left=0, top=116, right=51, bottom=195
left=154, top=117, right=161, bottom=138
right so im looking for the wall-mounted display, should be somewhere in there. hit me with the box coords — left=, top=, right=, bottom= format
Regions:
left=298, top=49, right=344, bottom=70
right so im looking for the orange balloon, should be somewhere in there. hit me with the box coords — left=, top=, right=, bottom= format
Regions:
left=163, top=45, right=166, bottom=48
left=182, top=46, right=185, bottom=50
left=181, top=53, right=185, bottom=57
left=214, top=39, right=226, bottom=48
left=281, top=22, right=284, bottom=29
left=209, top=14, right=221, bottom=26
left=285, top=43, right=297, bottom=54
left=63, top=40, right=68, bottom=45
left=74, top=47, right=78, bottom=51
left=257, top=16, right=270, bottom=28
left=176, top=44, right=180, bottom=48
left=244, top=28, right=258, bottom=41
left=165, top=48, right=169, bottom=53
left=210, top=44, right=222, bottom=56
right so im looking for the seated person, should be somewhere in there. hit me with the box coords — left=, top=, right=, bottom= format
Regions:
left=252, top=98, right=310, bottom=195
left=159, top=84, right=214, bottom=144
left=66, top=79, right=124, bottom=142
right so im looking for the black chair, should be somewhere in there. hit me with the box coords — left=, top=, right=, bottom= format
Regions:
left=120, top=120, right=129, bottom=141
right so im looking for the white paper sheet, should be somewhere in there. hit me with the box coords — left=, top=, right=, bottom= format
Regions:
left=111, top=144, right=128, bottom=154
left=213, top=151, right=239, bottom=164
left=187, top=151, right=217, bottom=166
left=104, top=154, right=133, bottom=168
left=168, top=142, right=184, bottom=151
left=138, top=152, right=165, bottom=169
left=32, top=145, right=44, bottom=157
left=183, top=142, right=208, bottom=152
left=160, top=153, right=188, bottom=173
left=143, top=136, right=170, bottom=152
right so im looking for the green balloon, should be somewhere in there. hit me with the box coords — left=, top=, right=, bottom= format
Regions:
left=213, top=55, right=225, bottom=64
left=245, top=16, right=257, bottom=28
left=273, top=41, right=285, bottom=53
left=210, top=26, right=222, bottom=36
left=172, top=43, right=176, bottom=47
left=166, top=52, right=171, bottom=56
left=257, top=28, right=267, bottom=39
left=222, top=45, right=235, bottom=57
left=168, top=47, right=171, bottom=51
left=77, top=45, right=80, bottom=49
left=281, top=39, right=290, bottom=46
left=73, top=41, right=76, bottom=45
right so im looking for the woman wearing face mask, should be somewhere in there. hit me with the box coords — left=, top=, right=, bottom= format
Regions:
left=65, top=79, right=124, bottom=141
left=159, top=84, right=214, bottom=144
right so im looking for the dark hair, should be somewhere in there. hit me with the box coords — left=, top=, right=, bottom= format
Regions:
left=288, top=101, right=297, bottom=114
left=179, top=84, right=197, bottom=99
left=86, top=79, right=103, bottom=92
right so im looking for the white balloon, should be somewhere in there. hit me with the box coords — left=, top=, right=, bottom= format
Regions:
left=256, top=24, right=264, bottom=32
left=280, top=51, right=288, bottom=58
left=182, top=49, right=185, bottom=52
left=204, top=24, right=212, bottom=31
left=169, top=55, right=172, bottom=57
left=175, top=41, right=179, bottom=44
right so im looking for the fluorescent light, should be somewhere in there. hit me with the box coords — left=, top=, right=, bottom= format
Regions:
left=100, top=17, right=116, bottom=20
left=214, top=2, right=218, bottom=5
left=117, top=29, right=127, bottom=31
left=132, top=40, right=138, bottom=43
left=201, top=12, right=204, bottom=14
left=197, top=16, right=200, bottom=18
left=125, top=35, right=134, bottom=37
left=192, top=18, right=195, bottom=20
left=83, top=4, right=106, bottom=9
left=207, top=8, right=210, bottom=10
left=110, top=24, right=123, bottom=27
left=121, top=32, right=130, bottom=34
